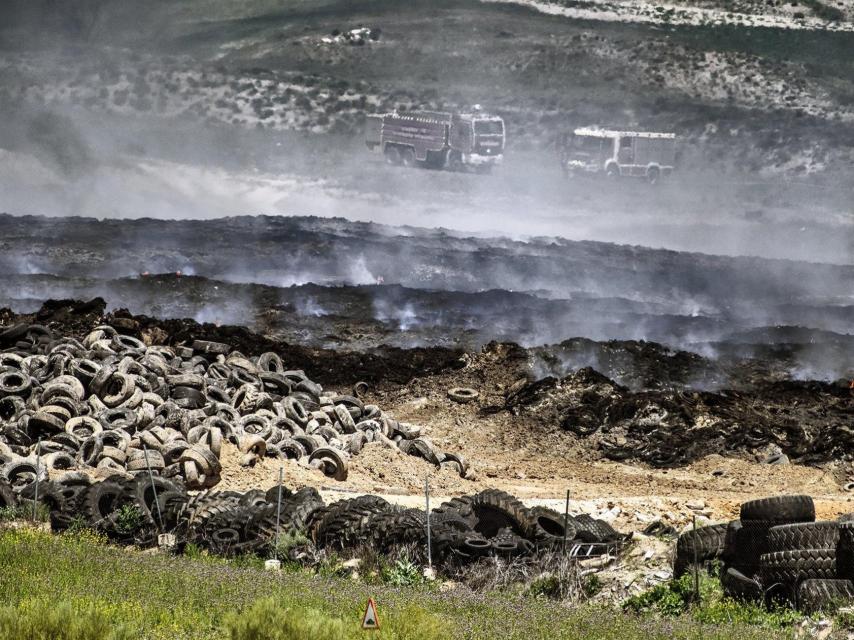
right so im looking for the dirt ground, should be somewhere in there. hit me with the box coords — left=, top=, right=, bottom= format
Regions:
left=214, top=368, right=854, bottom=536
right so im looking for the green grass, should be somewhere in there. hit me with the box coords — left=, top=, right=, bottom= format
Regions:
left=624, top=571, right=802, bottom=629
left=224, top=597, right=442, bottom=640
left=0, top=601, right=134, bottom=640
left=0, top=527, right=800, bottom=640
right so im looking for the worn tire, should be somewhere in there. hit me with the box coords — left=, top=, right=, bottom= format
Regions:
left=428, top=508, right=473, bottom=533
left=574, top=514, right=622, bottom=543
left=673, top=523, right=728, bottom=578
left=433, top=495, right=477, bottom=528
left=797, top=578, right=854, bottom=614
left=526, top=505, right=574, bottom=545
left=284, top=487, right=324, bottom=533
left=1, top=459, right=45, bottom=493
left=740, top=495, right=815, bottom=523
left=721, top=566, right=763, bottom=602
left=724, top=519, right=778, bottom=574
left=836, top=522, right=854, bottom=580
left=447, top=387, right=479, bottom=404
left=760, top=548, right=837, bottom=585
left=82, top=481, right=127, bottom=527
left=768, top=521, right=839, bottom=553
left=470, top=489, right=533, bottom=538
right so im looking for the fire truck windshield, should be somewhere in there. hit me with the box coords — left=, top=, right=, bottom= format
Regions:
left=474, top=120, right=504, bottom=135
left=571, top=135, right=603, bottom=151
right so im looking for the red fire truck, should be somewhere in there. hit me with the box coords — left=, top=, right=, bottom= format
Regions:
left=365, top=109, right=505, bottom=173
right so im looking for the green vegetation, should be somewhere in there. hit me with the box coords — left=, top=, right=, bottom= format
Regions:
left=582, top=574, right=603, bottom=599
left=0, top=527, right=800, bottom=639
left=0, top=501, right=50, bottom=523
left=624, top=572, right=801, bottom=629
left=271, top=530, right=310, bottom=560
left=224, top=598, right=442, bottom=640
left=0, top=601, right=134, bottom=640
left=380, top=556, right=424, bottom=587
left=112, top=504, right=144, bottom=536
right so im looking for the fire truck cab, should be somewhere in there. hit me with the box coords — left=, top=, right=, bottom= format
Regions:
left=561, top=128, right=676, bottom=184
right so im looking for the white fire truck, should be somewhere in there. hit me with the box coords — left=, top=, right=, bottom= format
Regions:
left=560, top=127, right=676, bottom=184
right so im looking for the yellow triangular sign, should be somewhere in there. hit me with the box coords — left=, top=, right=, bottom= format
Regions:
left=361, top=597, right=380, bottom=630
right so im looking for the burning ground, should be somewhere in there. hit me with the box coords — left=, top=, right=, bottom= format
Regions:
left=1, top=214, right=853, bottom=536
left=1, top=214, right=852, bottom=379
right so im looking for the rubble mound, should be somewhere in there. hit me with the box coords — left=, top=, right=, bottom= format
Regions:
left=503, top=366, right=854, bottom=467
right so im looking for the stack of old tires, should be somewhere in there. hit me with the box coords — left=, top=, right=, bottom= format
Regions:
left=307, top=489, right=624, bottom=564
left=3, top=473, right=626, bottom=566
left=0, top=324, right=469, bottom=491
left=182, top=485, right=324, bottom=557
left=674, top=494, right=854, bottom=613
left=4, top=470, right=188, bottom=545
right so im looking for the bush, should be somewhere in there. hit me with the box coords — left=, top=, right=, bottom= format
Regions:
left=624, top=572, right=801, bottom=629
left=381, top=556, right=423, bottom=587
left=528, top=574, right=565, bottom=599
left=0, top=600, right=134, bottom=640
left=225, top=598, right=350, bottom=640
left=582, top=574, right=602, bottom=598
left=113, top=505, right=143, bottom=536
left=272, top=530, right=310, bottom=560
left=61, top=525, right=107, bottom=547
left=624, top=573, right=699, bottom=617
left=0, top=501, right=49, bottom=523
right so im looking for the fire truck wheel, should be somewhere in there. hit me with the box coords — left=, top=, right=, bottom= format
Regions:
left=606, top=163, right=620, bottom=179
left=400, top=147, right=416, bottom=167
left=647, top=166, right=660, bottom=185
left=446, top=151, right=464, bottom=172
left=384, top=145, right=400, bottom=165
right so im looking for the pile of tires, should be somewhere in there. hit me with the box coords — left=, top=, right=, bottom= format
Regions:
left=673, top=494, right=854, bottom=613
left=3, top=471, right=186, bottom=545
left=267, top=488, right=622, bottom=564
left=0, top=324, right=468, bottom=491
left=3, top=472, right=625, bottom=566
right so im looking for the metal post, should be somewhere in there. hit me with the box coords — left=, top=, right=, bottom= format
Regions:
left=562, top=489, right=571, bottom=554
left=692, top=515, right=700, bottom=603
left=425, top=475, right=432, bottom=571
left=32, top=439, right=41, bottom=523
left=274, top=467, right=284, bottom=560
left=143, top=446, right=165, bottom=532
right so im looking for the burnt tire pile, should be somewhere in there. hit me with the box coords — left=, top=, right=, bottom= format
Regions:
left=507, top=367, right=854, bottom=469
left=0, top=472, right=624, bottom=565
left=312, top=489, right=624, bottom=563
left=674, top=494, right=854, bottom=613
left=0, top=324, right=468, bottom=490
